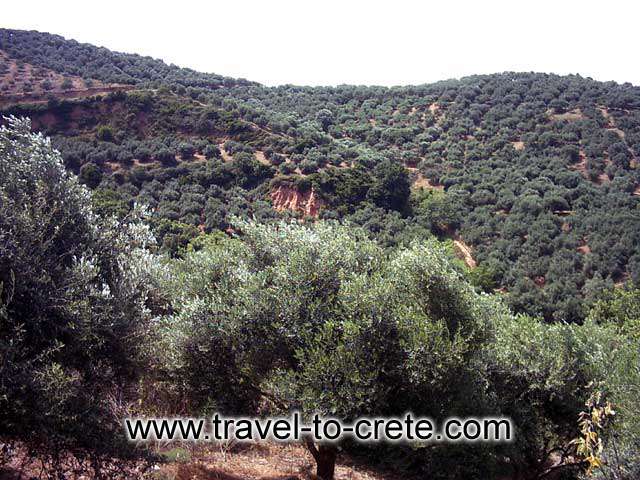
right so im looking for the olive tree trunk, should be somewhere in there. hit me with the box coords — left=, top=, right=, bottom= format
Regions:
left=305, top=439, right=338, bottom=480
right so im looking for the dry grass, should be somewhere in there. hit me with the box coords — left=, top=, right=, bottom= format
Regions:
left=0, top=441, right=414, bottom=480
left=598, top=106, right=613, bottom=124
left=548, top=108, right=584, bottom=122
left=412, top=174, right=443, bottom=191
left=606, top=127, right=625, bottom=139
left=154, top=442, right=409, bottom=480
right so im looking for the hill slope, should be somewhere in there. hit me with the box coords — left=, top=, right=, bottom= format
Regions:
left=1, top=28, right=640, bottom=321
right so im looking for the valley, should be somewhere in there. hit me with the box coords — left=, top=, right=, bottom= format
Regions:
left=1, top=27, right=639, bottom=480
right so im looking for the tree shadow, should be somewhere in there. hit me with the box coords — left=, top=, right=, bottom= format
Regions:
left=0, top=467, right=22, bottom=480
left=175, top=463, right=301, bottom=480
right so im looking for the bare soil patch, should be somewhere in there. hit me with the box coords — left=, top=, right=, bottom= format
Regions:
left=598, top=106, right=615, bottom=127
left=270, top=185, right=323, bottom=217
left=406, top=167, right=443, bottom=191
left=577, top=243, right=591, bottom=254
left=570, top=150, right=612, bottom=185
left=453, top=239, right=477, bottom=269
left=548, top=108, right=584, bottom=122
left=412, top=174, right=443, bottom=190
left=255, top=151, right=270, bottom=166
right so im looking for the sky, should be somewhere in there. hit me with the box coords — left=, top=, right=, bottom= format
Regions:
left=3, top=0, right=639, bottom=87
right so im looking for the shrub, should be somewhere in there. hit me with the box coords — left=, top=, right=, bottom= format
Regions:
left=178, top=142, right=196, bottom=159
left=0, top=117, right=157, bottom=474
left=203, top=144, right=221, bottom=159
left=79, top=162, right=103, bottom=188
left=96, top=125, right=115, bottom=142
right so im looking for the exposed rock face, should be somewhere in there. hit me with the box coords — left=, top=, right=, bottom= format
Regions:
left=270, top=185, right=323, bottom=217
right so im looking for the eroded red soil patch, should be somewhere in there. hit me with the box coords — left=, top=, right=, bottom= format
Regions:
left=270, top=185, right=324, bottom=218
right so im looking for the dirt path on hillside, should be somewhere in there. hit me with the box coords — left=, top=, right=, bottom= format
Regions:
left=454, top=239, right=477, bottom=268
left=0, top=85, right=134, bottom=108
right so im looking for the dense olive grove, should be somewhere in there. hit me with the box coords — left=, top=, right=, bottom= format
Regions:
left=2, top=28, right=640, bottom=322
left=206, top=76, right=640, bottom=322
left=0, top=30, right=640, bottom=321
left=1, top=116, right=639, bottom=479
left=0, top=28, right=254, bottom=89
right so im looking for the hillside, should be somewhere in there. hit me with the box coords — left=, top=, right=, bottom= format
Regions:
left=0, top=29, right=255, bottom=89
left=0, top=49, right=134, bottom=108
left=1, top=28, right=640, bottom=322
left=1, top=27, right=640, bottom=480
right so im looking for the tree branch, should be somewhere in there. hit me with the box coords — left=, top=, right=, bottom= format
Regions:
left=537, top=459, right=587, bottom=480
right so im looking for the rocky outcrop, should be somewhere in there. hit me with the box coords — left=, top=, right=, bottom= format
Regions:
left=270, top=185, right=323, bottom=218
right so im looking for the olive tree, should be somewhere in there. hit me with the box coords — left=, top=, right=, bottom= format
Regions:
left=487, top=312, right=640, bottom=479
left=0, top=117, right=158, bottom=475
left=157, top=219, right=502, bottom=479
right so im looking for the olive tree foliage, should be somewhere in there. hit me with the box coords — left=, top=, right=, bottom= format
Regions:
left=156, top=219, right=506, bottom=478
left=589, top=287, right=640, bottom=341
left=154, top=219, right=640, bottom=479
left=487, top=313, right=640, bottom=479
left=585, top=289, right=640, bottom=479
left=315, top=108, right=335, bottom=132
left=0, top=117, right=158, bottom=472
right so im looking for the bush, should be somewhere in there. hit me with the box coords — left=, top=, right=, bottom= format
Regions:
left=367, top=159, right=411, bottom=212
left=79, top=162, right=103, bottom=188
left=203, top=144, right=220, bottom=159
left=96, top=125, right=115, bottom=142
left=0, top=117, right=157, bottom=473
left=178, top=142, right=195, bottom=159
left=156, top=147, right=177, bottom=165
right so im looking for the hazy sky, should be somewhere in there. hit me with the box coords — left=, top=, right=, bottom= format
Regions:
left=3, top=0, right=639, bottom=87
